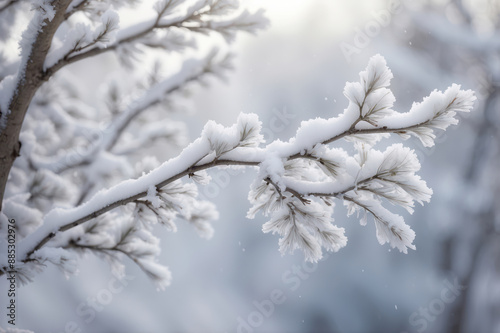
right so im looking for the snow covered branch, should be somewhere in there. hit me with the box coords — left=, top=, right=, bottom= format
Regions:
left=0, top=0, right=270, bottom=293
left=0, top=0, right=74, bottom=209
left=0, top=0, right=268, bottom=214
left=43, top=0, right=268, bottom=78
left=64, top=0, right=89, bottom=20
left=1, top=55, right=475, bottom=288
left=32, top=50, right=233, bottom=174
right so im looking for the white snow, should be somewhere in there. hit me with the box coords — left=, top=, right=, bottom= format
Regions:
left=33, top=53, right=215, bottom=173
left=10, top=53, right=476, bottom=283
left=32, top=246, right=78, bottom=278
left=368, top=84, right=476, bottom=147
left=94, top=9, right=120, bottom=47
left=0, top=74, right=17, bottom=129
left=0, top=1, right=56, bottom=130
left=16, top=136, right=211, bottom=262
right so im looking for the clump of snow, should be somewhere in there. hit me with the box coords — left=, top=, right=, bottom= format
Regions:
left=376, top=84, right=476, bottom=147
left=44, top=22, right=92, bottom=69
left=32, top=0, right=56, bottom=22
left=145, top=185, right=162, bottom=209
left=0, top=74, right=16, bottom=130
left=0, top=0, right=57, bottom=130
left=359, top=54, right=393, bottom=91
left=94, top=9, right=120, bottom=47
left=44, top=9, right=120, bottom=69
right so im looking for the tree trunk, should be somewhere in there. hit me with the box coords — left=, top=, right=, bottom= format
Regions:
left=0, top=0, right=72, bottom=210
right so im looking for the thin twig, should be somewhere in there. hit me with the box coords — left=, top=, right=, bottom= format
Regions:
left=43, top=1, right=219, bottom=81
left=22, top=116, right=425, bottom=262
left=63, top=0, right=89, bottom=20
left=24, top=159, right=259, bottom=258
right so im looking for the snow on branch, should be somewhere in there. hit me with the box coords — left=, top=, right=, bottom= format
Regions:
left=32, top=50, right=232, bottom=174
left=0, top=0, right=68, bottom=131
left=3, top=54, right=475, bottom=287
left=64, top=0, right=89, bottom=19
left=43, top=0, right=269, bottom=77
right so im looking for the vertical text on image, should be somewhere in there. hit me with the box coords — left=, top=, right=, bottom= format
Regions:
left=6, top=218, right=16, bottom=326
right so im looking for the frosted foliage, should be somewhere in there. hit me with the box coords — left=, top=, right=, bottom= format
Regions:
left=0, top=0, right=269, bottom=292
left=9, top=54, right=475, bottom=281
left=32, top=247, right=78, bottom=278
left=93, top=9, right=120, bottom=47
left=1, top=0, right=474, bottom=293
left=66, top=212, right=173, bottom=290
left=44, top=9, right=120, bottom=69
left=203, top=112, right=264, bottom=157
left=245, top=54, right=474, bottom=262
left=32, top=0, right=56, bottom=21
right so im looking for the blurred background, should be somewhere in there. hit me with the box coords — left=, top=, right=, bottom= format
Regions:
left=4, top=0, right=500, bottom=332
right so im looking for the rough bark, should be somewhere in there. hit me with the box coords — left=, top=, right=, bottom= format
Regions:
left=0, top=0, right=72, bottom=210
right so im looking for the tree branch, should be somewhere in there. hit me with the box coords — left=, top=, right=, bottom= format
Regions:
left=0, top=0, right=73, bottom=210
left=23, top=158, right=259, bottom=259
left=7, top=53, right=474, bottom=275
left=287, top=120, right=425, bottom=161
left=18, top=115, right=433, bottom=263
left=42, top=1, right=254, bottom=80
left=32, top=53, right=224, bottom=174
left=64, top=0, right=89, bottom=20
